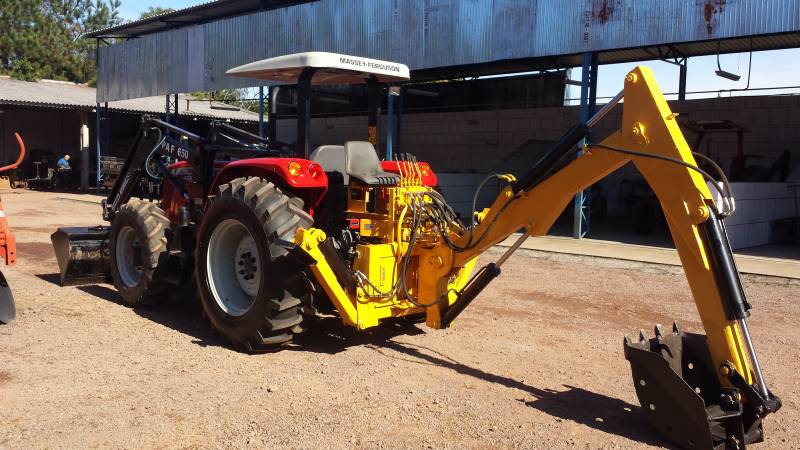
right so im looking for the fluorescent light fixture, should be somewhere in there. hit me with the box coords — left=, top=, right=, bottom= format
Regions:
left=715, top=47, right=741, bottom=81
left=407, top=88, right=439, bottom=98
left=715, top=70, right=741, bottom=81
left=318, top=95, right=349, bottom=105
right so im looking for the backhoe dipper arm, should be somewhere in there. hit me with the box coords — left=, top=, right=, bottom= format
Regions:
left=430, top=66, right=778, bottom=448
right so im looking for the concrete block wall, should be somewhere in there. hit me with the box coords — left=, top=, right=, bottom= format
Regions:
left=718, top=182, right=798, bottom=249
left=277, top=95, right=800, bottom=175
left=277, top=94, right=800, bottom=247
left=435, top=173, right=502, bottom=219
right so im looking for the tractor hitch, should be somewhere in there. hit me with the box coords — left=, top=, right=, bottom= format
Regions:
left=624, top=322, right=779, bottom=449
left=51, top=226, right=111, bottom=286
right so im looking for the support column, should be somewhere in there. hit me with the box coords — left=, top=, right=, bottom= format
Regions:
left=366, top=77, right=380, bottom=146
left=573, top=52, right=598, bottom=239
left=395, top=86, right=404, bottom=156
left=386, top=86, right=400, bottom=160
left=165, top=94, right=178, bottom=125
left=268, top=86, right=279, bottom=146
left=296, top=68, right=316, bottom=158
left=258, top=85, right=265, bottom=138
left=79, top=113, right=90, bottom=191
left=678, top=59, right=688, bottom=102
left=95, top=103, right=102, bottom=193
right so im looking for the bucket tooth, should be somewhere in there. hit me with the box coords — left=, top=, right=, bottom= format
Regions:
left=672, top=321, right=680, bottom=334
left=654, top=323, right=664, bottom=339
left=638, top=329, right=647, bottom=344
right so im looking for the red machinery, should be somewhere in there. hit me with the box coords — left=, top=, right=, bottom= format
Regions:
left=0, top=133, right=25, bottom=324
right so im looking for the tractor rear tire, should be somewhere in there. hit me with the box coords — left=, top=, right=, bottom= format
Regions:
left=196, top=177, right=313, bottom=352
left=109, top=200, right=171, bottom=306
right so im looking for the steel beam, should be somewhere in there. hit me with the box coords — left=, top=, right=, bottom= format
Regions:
left=679, top=60, right=688, bottom=101
left=573, top=52, right=598, bottom=239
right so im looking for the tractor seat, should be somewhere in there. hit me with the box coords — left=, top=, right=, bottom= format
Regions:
left=310, top=141, right=400, bottom=185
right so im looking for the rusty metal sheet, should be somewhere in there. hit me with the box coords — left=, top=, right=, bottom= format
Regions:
left=96, top=0, right=800, bottom=102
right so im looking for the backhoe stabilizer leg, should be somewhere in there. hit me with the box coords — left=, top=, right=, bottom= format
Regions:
left=624, top=323, right=780, bottom=450
left=440, top=263, right=501, bottom=328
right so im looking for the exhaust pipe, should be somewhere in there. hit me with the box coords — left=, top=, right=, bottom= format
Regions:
left=51, top=226, right=111, bottom=286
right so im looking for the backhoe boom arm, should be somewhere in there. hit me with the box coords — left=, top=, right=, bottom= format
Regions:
left=426, top=66, right=779, bottom=449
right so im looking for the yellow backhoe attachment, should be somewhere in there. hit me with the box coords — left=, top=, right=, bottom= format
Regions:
left=295, top=66, right=780, bottom=449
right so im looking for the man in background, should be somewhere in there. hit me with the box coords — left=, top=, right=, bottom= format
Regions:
left=56, top=154, right=71, bottom=190
left=57, top=154, right=71, bottom=171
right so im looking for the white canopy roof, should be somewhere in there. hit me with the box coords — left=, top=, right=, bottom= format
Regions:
left=225, top=52, right=410, bottom=85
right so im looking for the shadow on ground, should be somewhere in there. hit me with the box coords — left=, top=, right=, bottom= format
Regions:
left=74, top=283, right=222, bottom=350
left=66, top=278, right=668, bottom=447
left=369, top=338, right=669, bottom=448
left=35, top=273, right=62, bottom=286
left=293, top=316, right=426, bottom=354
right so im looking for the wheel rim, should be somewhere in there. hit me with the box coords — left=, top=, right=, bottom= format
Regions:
left=115, top=225, right=143, bottom=288
left=207, top=218, right=261, bottom=317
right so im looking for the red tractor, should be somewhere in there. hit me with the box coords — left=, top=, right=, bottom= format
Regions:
left=52, top=52, right=428, bottom=347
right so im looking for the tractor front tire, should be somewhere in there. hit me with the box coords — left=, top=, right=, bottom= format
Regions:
left=196, top=177, right=313, bottom=352
left=109, top=200, right=171, bottom=306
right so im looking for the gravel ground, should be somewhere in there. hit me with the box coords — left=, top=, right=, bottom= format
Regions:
left=0, top=190, right=797, bottom=449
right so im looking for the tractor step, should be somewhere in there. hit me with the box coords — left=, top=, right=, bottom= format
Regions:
left=51, top=226, right=111, bottom=286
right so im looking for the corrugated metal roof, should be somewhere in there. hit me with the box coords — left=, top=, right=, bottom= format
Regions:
left=85, top=0, right=318, bottom=38
left=0, top=76, right=259, bottom=122
left=95, top=0, right=800, bottom=102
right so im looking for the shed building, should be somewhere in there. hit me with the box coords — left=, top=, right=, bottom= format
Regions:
left=85, top=0, right=800, bottom=249
left=0, top=76, right=258, bottom=189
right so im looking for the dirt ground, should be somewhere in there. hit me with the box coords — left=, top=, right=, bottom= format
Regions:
left=0, top=190, right=797, bottom=449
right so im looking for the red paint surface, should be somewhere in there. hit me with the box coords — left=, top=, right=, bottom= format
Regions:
left=212, top=158, right=328, bottom=208
left=380, top=160, right=438, bottom=186
left=165, top=158, right=329, bottom=212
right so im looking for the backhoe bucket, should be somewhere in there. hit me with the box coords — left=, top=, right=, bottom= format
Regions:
left=624, top=323, right=765, bottom=449
left=0, top=270, right=14, bottom=324
left=51, top=226, right=111, bottom=286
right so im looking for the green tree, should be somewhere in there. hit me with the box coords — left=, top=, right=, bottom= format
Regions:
left=0, top=1, right=122, bottom=84
left=191, top=89, right=260, bottom=113
left=140, top=7, right=176, bottom=20
left=9, top=59, right=39, bottom=82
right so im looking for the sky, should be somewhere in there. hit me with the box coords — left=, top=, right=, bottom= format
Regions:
left=117, top=0, right=198, bottom=20
left=117, top=1, right=800, bottom=102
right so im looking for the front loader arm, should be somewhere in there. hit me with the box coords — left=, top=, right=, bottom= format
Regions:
left=428, top=66, right=779, bottom=448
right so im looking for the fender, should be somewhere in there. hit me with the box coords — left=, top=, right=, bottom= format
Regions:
left=211, top=158, right=328, bottom=210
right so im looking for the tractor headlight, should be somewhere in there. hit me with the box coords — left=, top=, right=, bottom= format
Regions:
left=287, top=161, right=303, bottom=177
left=419, top=163, right=431, bottom=176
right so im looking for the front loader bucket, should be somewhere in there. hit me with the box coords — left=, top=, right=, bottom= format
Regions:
left=0, top=270, right=14, bottom=324
left=624, top=323, right=764, bottom=449
left=51, top=226, right=111, bottom=286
